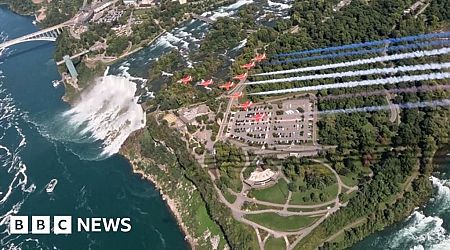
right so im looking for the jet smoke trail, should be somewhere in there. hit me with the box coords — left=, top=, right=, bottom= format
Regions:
left=269, top=40, right=450, bottom=65
left=250, top=73, right=450, bottom=95
left=274, top=32, right=450, bottom=58
left=247, top=62, right=450, bottom=85
left=319, top=84, right=450, bottom=101
left=319, top=99, right=450, bottom=115
left=253, top=99, right=450, bottom=124
left=254, top=47, right=450, bottom=76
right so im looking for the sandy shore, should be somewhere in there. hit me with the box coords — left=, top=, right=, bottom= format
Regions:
left=130, top=161, right=197, bottom=248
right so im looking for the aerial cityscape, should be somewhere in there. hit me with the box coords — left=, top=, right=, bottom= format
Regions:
left=0, top=0, right=449, bottom=249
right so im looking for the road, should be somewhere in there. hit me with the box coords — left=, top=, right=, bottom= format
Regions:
left=56, top=50, right=90, bottom=65
left=386, top=92, right=400, bottom=124
left=206, top=154, right=357, bottom=249
left=324, top=217, right=367, bottom=243
left=216, top=78, right=246, bottom=141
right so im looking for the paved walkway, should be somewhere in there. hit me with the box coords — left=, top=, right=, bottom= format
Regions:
left=206, top=157, right=354, bottom=249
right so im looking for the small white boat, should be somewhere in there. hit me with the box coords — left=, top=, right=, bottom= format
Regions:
left=52, top=80, right=61, bottom=88
left=46, top=179, right=58, bottom=193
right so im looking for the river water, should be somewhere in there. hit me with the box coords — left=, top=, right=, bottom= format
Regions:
left=0, top=6, right=187, bottom=250
left=3, top=0, right=449, bottom=249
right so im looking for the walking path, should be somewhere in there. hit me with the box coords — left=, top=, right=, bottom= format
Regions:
left=206, top=155, right=359, bottom=249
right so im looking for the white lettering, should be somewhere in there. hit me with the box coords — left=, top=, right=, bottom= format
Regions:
left=120, top=218, right=131, bottom=232
left=91, top=218, right=102, bottom=232
left=77, top=218, right=90, bottom=232
left=102, top=218, right=120, bottom=232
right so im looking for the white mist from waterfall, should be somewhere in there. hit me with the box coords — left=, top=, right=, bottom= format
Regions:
left=63, top=75, right=146, bottom=158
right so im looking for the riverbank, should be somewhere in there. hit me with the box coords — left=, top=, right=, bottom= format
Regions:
left=0, top=6, right=189, bottom=249
left=119, top=125, right=222, bottom=249
left=0, top=2, right=36, bottom=16
left=433, top=145, right=450, bottom=169
left=348, top=147, right=450, bottom=249
left=131, top=160, right=196, bottom=247
left=121, top=145, right=227, bottom=250
left=60, top=28, right=168, bottom=104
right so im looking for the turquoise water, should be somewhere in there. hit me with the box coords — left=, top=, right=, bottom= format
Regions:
left=0, top=6, right=187, bottom=250
left=351, top=149, right=450, bottom=250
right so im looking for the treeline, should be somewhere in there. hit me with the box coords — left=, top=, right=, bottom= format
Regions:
left=272, top=0, right=416, bottom=55
left=151, top=13, right=254, bottom=110
left=215, top=142, right=246, bottom=192
left=139, top=116, right=258, bottom=249
left=247, top=0, right=450, bottom=85
left=321, top=155, right=432, bottom=249
left=41, top=0, right=85, bottom=27
left=0, top=0, right=37, bottom=14
left=240, top=0, right=450, bottom=249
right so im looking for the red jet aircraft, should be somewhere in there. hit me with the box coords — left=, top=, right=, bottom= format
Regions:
left=252, top=53, right=267, bottom=62
left=198, top=79, right=214, bottom=89
left=251, top=113, right=266, bottom=122
left=179, top=75, right=193, bottom=84
left=228, top=92, right=243, bottom=99
left=219, top=81, right=235, bottom=91
left=233, top=72, right=248, bottom=81
left=241, top=61, right=255, bottom=70
left=239, top=100, right=253, bottom=111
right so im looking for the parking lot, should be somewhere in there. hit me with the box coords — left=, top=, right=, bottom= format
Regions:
left=227, top=98, right=317, bottom=148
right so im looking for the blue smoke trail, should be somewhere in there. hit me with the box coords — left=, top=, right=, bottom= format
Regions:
left=319, top=99, right=450, bottom=115
left=270, top=40, right=450, bottom=65
left=255, top=47, right=450, bottom=76
left=247, top=62, right=450, bottom=85
left=274, top=32, right=450, bottom=58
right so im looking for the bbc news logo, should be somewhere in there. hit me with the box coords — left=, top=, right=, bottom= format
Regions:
left=9, top=216, right=131, bottom=234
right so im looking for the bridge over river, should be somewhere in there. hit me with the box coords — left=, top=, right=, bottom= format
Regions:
left=0, top=5, right=94, bottom=51
left=0, top=21, right=74, bottom=51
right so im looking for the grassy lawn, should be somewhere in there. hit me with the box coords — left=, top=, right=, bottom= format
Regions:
left=249, top=179, right=289, bottom=204
left=223, top=189, right=237, bottom=204
left=287, top=205, right=330, bottom=213
left=265, top=237, right=286, bottom=250
left=329, top=231, right=345, bottom=243
left=339, top=174, right=358, bottom=187
left=194, top=202, right=226, bottom=249
left=242, top=201, right=280, bottom=211
left=290, top=183, right=339, bottom=205
left=246, top=213, right=317, bottom=231
left=204, top=153, right=215, bottom=167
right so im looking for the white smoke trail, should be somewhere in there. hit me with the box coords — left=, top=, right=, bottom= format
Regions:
left=242, top=99, right=450, bottom=125
left=254, top=47, right=450, bottom=76
left=246, top=62, right=450, bottom=85
left=250, top=73, right=450, bottom=95
left=319, top=99, right=450, bottom=115
left=319, top=84, right=450, bottom=101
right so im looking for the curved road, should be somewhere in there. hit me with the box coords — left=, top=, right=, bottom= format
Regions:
left=208, top=158, right=356, bottom=249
